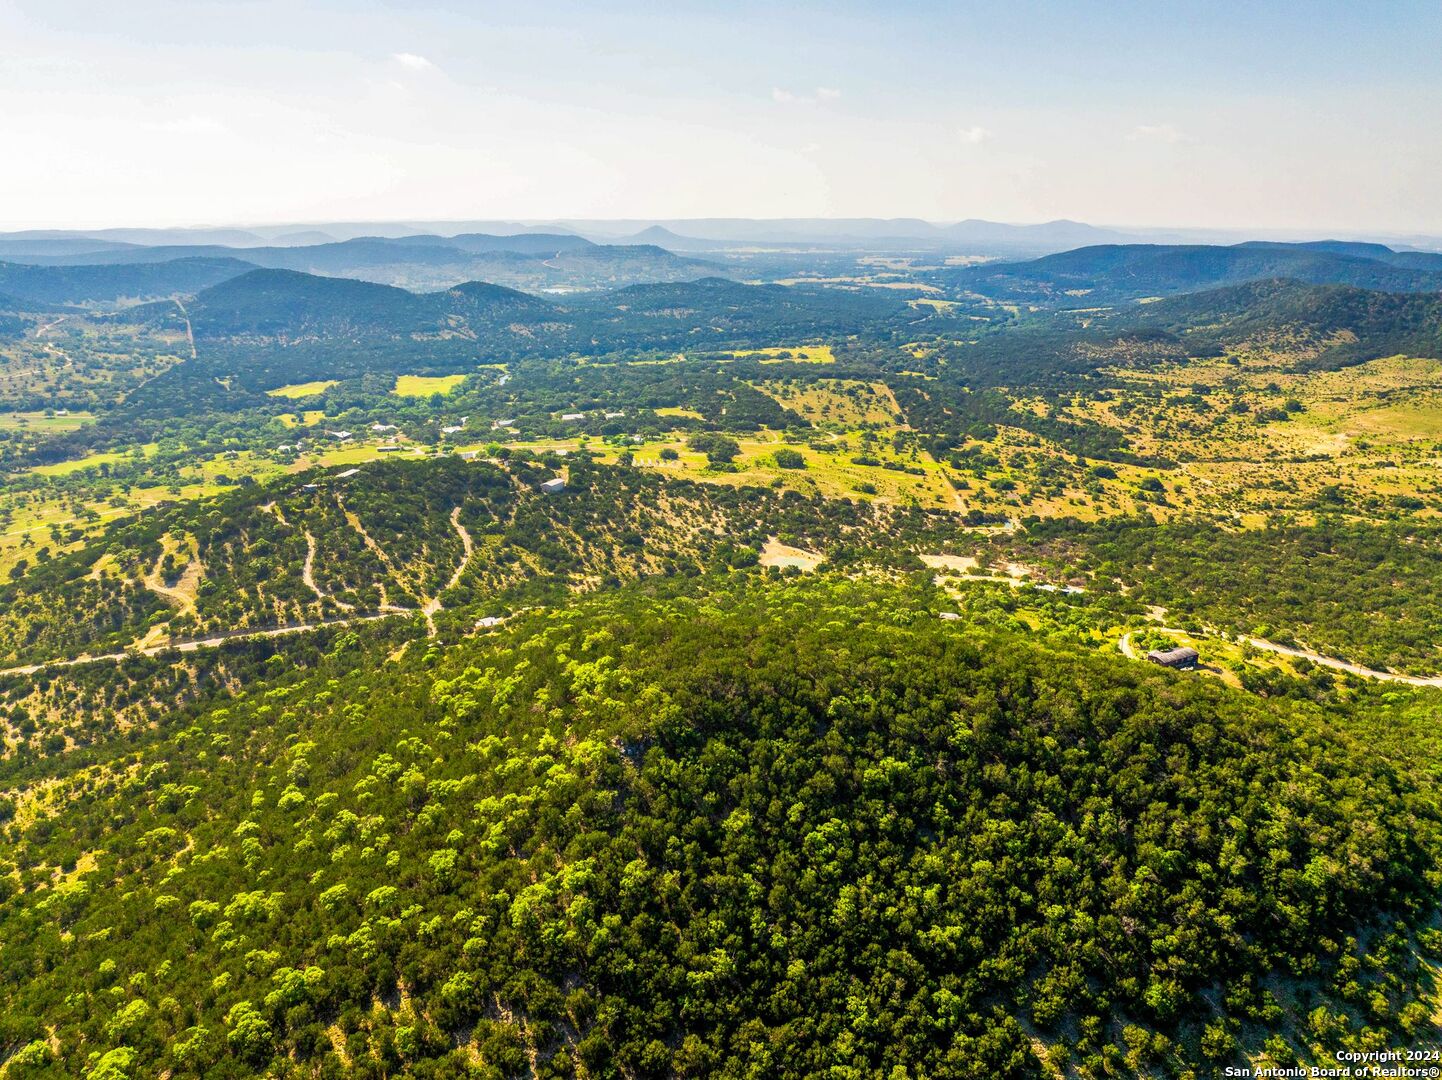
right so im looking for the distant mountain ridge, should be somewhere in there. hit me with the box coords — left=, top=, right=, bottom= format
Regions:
left=0, top=256, right=257, bottom=306
left=6, top=219, right=1441, bottom=257
left=0, top=233, right=724, bottom=295
left=6, top=232, right=694, bottom=269
left=568, top=217, right=1135, bottom=251
left=951, top=242, right=1442, bottom=305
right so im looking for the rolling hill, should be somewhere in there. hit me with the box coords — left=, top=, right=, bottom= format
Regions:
left=950, top=242, right=1442, bottom=305
left=0, top=455, right=961, bottom=667
left=132, top=270, right=909, bottom=389
left=4, top=234, right=724, bottom=293
left=1, top=556, right=1436, bottom=1076
left=1121, top=278, right=1442, bottom=367
left=0, top=257, right=257, bottom=307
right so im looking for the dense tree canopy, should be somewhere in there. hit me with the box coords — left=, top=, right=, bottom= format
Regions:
left=1, top=577, right=1437, bottom=1077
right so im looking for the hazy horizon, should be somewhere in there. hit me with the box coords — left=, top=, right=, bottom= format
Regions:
left=7, top=217, right=1442, bottom=250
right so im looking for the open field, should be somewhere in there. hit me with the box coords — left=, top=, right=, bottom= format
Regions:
left=31, top=444, right=158, bottom=477
left=0, top=410, right=94, bottom=432
left=755, top=378, right=902, bottom=427
left=616, top=431, right=960, bottom=507
left=1057, top=352, right=1442, bottom=519
left=730, top=344, right=837, bottom=364
left=393, top=373, right=467, bottom=396
left=276, top=409, right=329, bottom=427
left=765, top=276, right=943, bottom=295
left=266, top=379, right=338, bottom=398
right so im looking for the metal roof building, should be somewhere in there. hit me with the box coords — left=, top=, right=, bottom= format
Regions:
left=1146, top=646, right=1200, bottom=669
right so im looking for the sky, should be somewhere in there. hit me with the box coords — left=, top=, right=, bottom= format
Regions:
left=2, top=0, right=1440, bottom=233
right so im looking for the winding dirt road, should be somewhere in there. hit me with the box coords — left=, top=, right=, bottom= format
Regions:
left=1238, top=635, right=1442, bottom=687
left=303, top=530, right=355, bottom=611
left=420, top=508, right=474, bottom=636
left=1117, top=623, right=1442, bottom=686
left=0, top=611, right=414, bottom=679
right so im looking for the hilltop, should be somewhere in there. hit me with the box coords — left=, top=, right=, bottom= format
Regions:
left=950, top=242, right=1442, bottom=306
left=1, top=571, right=1437, bottom=1077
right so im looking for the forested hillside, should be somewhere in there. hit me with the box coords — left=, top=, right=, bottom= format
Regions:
left=0, top=257, right=256, bottom=306
left=0, top=456, right=966, bottom=667
left=131, top=273, right=913, bottom=390
left=1122, top=279, right=1442, bottom=368
left=1, top=577, right=1438, bottom=1078
left=950, top=242, right=1442, bottom=305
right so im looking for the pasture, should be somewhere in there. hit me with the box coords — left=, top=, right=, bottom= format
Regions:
left=266, top=380, right=338, bottom=398
left=393, top=374, right=467, bottom=396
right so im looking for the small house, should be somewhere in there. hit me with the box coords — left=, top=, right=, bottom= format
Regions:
left=371, top=422, right=398, bottom=432
left=335, top=468, right=360, bottom=479
left=456, top=449, right=479, bottom=460
left=476, top=616, right=504, bottom=628
left=540, top=477, right=566, bottom=494
left=938, top=612, right=961, bottom=621
left=377, top=445, right=403, bottom=453
left=1146, top=646, right=1199, bottom=670
left=560, top=412, right=586, bottom=422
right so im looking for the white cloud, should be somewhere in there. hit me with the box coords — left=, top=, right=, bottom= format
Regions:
left=1127, top=122, right=1188, bottom=144
left=772, top=86, right=841, bottom=105
left=799, top=141, right=822, bottom=154
left=392, top=52, right=435, bottom=71
left=958, top=125, right=993, bottom=145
